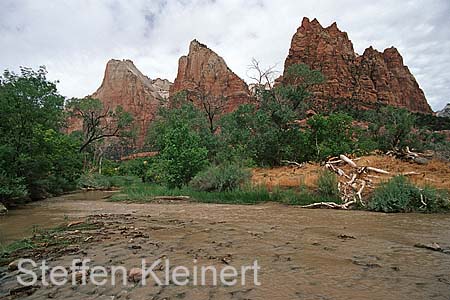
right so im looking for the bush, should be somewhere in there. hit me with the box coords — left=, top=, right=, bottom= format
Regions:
left=317, top=170, right=340, bottom=199
left=368, top=176, right=450, bottom=213
left=189, top=164, right=251, bottom=192
left=117, top=158, right=154, bottom=180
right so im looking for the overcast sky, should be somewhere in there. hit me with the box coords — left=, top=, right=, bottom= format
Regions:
left=1, top=0, right=449, bottom=111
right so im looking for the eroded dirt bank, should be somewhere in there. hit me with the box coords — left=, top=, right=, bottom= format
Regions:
left=1, top=192, right=450, bottom=299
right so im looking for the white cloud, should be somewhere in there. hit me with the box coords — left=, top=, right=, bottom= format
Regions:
left=0, top=0, right=449, bottom=110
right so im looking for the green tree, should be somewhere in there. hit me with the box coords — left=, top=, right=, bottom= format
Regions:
left=0, top=67, right=82, bottom=201
left=147, top=102, right=217, bottom=159
left=307, top=113, right=355, bottom=161
left=274, top=64, right=325, bottom=111
left=152, top=123, right=208, bottom=188
left=219, top=64, right=325, bottom=166
left=367, top=106, right=416, bottom=151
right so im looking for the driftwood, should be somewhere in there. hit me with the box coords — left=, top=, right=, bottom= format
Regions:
left=340, top=155, right=358, bottom=168
left=301, top=202, right=350, bottom=209
left=387, top=147, right=430, bottom=165
left=402, top=171, right=422, bottom=176
left=302, top=150, right=425, bottom=210
left=67, top=221, right=84, bottom=228
left=366, top=167, right=390, bottom=175
left=281, top=160, right=305, bottom=167
left=151, top=196, right=191, bottom=201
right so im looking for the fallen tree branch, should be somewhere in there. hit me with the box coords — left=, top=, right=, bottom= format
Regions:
left=151, top=196, right=191, bottom=201
left=347, top=174, right=357, bottom=185
left=402, top=171, right=422, bottom=176
left=366, top=167, right=390, bottom=175
left=67, top=221, right=84, bottom=228
left=300, top=202, right=352, bottom=210
left=356, top=181, right=366, bottom=206
left=281, top=160, right=304, bottom=167
left=340, top=155, right=358, bottom=168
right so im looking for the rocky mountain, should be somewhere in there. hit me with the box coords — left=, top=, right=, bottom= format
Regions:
left=281, top=17, right=432, bottom=114
left=437, top=103, right=450, bottom=118
left=69, top=59, right=171, bottom=147
left=170, top=40, right=252, bottom=113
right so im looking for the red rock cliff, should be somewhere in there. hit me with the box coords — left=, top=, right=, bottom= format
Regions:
left=69, top=59, right=172, bottom=147
left=170, top=40, right=253, bottom=113
left=282, top=17, right=432, bottom=113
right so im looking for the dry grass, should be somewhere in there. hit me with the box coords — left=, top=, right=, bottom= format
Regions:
left=252, top=155, right=450, bottom=191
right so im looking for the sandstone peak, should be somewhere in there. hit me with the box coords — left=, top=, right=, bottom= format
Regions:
left=68, top=59, right=172, bottom=148
left=282, top=18, right=432, bottom=113
left=170, top=40, right=252, bottom=114
left=301, top=17, right=310, bottom=27
left=189, top=39, right=208, bottom=51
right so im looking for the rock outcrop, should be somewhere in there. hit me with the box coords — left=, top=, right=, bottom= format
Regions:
left=170, top=40, right=253, bottom=113
left=69, top=59, right=172, bottom=147
left=437, top=103, right=450, bottom=118
left=281, top=17, right=432, bottom=114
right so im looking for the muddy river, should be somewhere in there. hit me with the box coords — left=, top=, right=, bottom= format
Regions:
left=1, top=191, right=450, bottom=299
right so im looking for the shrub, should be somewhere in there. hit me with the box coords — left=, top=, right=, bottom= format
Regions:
left=317, top=170, right=340, bottom=200
left=368, top=176, right=450, bottom=213
left=189, top=164, right=251, bottom=192
left=117, top=158, right=154, bottom=180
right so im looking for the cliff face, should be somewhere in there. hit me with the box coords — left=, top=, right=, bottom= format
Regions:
left=170, top=40, right=252, bottom=113
left=437, top=103, right=450, bottom=118
left=69, top=59, right=172, bottom=147
left=282, top=17, right=432, bottom=113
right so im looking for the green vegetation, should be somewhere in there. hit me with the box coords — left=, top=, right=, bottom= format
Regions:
left=66, top=97, right=134, bottom=153
left=368, top=176, right=450, bottom=213
left=317, top=170, right=340, bottom=200
left=1, top=64, right=449, bottom=213
left=190, top=164, right=251, bottom=192
left=328, top=102, right=450, bottom=156
left=151, top=123, right=208, bottom=188
left=0, top=67, right=82, bottom=203
left=111, top=183, right=274, bottom=204
left=110, top=182, right=338, bottom=206
left=307, top=113, right=355, bottom=161
left=77, top=173, right=141, bottom=189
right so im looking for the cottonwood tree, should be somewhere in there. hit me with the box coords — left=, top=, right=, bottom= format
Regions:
left=66, top=97, right=134, bottom=153
left=174, top=89, right=227, bottom=134
left=275, top=63, right=325, bottom=111
left=195, top=90, right=227, bottom=134
left=0, top=67, right=82, bottom=201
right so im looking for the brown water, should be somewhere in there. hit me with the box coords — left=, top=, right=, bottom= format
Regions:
left=1, top=192, right=450, bottom=299
left=0, top=191, right=115, bottom=245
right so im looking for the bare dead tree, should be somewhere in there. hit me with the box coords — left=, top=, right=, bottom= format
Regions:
left=246, top=58, right=279, bottom=92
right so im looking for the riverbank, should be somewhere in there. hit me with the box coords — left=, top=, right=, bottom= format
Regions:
left=1, top=192, right=450, bottom=299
